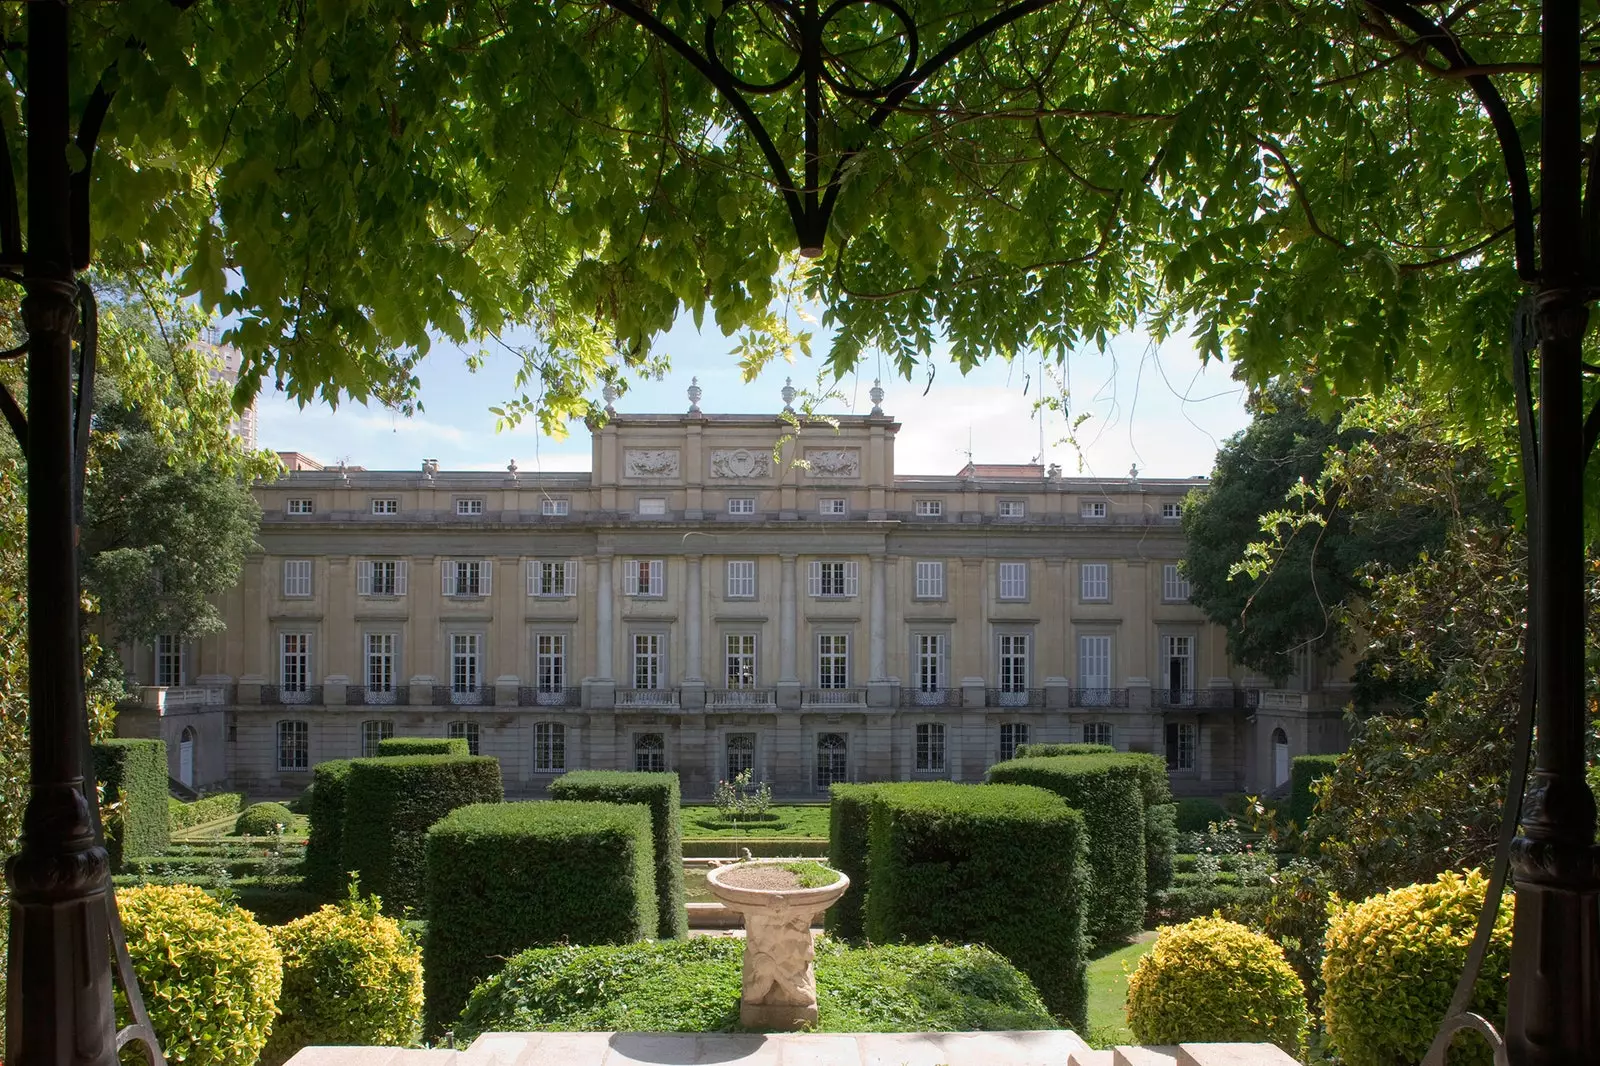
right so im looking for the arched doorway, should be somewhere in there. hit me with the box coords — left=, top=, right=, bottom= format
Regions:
left=1272, top=727, right=1290, bottom=789
left=178, top=727, right=196, bottom=788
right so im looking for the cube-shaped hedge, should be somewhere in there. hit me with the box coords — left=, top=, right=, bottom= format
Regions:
left=987, top=755, right=1147, bottom=941
left=863, top=781, right=1089, bottom=1027
left=302, top=759, right=353, bottom=898
left=340, top=755, right=504, bottom=911
left=1014, top=742, right=1116, bottom=757
left=423, top=800, right=658, bottom=1037
left=94, top=738, right=170, bottom=868
left=548, top=770, right=686, bottom=939
left=825, top=783, right=881, bottom=939
left=1290, top=754, right=1339, bottom=828
left=376, top=737, right=470, bottom=757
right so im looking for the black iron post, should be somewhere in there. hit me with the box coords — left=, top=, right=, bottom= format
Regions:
left=1504, top=0, right=1600, bottom=1061
left=3, top=2, right=119, bottom=1064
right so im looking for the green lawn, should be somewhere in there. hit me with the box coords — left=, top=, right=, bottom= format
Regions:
left=1084, top=934, right=1155, bottom=1048
left=680, top=805, right=831, bottom=838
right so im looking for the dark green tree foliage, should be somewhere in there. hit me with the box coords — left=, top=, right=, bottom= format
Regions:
left=825, top=783, right=881, bottom=939
left=341, top=756, right=504, bottom=912
left=93, top=738, right=169, bottom=867
left=862, top=782, right=1089, bottom=1027
left=423, top=801, right=657, bottom=1038
left=1289, top=756, right=1339, bottom=830
left=302, top=760, right=353, bottom=898
left=548, top=771, right=686, bottom=939
left=1176, top=798, right=1230, bottom=834
left=986, top=756, right=1146, bottom=941
left=376, top=737, right=469, bottom=757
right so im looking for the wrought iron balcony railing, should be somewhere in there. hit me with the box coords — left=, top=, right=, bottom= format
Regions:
left=434, top=684, right=492, bottom=707
left=986, top=687, right=1045, bottom=708
left=351, top=685, right=410, bottom=707
left=518, top=686, right=582, bottom=708
left=902, top=687, right=961, bottom=708
left=262, top=684, right=323, bottom=706
left=1067, top=687, right=1129, bottom=708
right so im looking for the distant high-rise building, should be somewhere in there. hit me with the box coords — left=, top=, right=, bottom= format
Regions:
left=200, top=342, right=258, bottom=450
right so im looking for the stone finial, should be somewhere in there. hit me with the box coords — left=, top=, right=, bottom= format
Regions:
left=1129, top=463, right=1140, bottom=482
left=781, top=377, right=796, bottom=413
left=507, top=458, right=519, bottom=479
left=869, top=378, right=885, bottom=415
left=422, top=458, right=438, bottom=478
left=688, top=376, right=703, bottom=414
left=602, top=382, right=618, bottom=416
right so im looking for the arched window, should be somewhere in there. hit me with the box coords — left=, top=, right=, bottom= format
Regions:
left=1272, top=727, right=1291, bottom=788
left=726, top=733, right=755, bottom=780
left=816, top=733, right=847, bottom=789
left=634, top=732, right=665, bottom=773
left=535, top=722, right=565, bottom=771
left=178, top=726, right=196, bottom=788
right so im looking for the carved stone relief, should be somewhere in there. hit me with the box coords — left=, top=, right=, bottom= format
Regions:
left=803, top=449, right=861, bottom=478
left=624, top=449, right=680, bottom=478
left=710, top=448, right=772, bottom=479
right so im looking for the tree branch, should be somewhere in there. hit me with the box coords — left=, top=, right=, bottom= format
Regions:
left=1258, top=136, right=1348, bottom=249
left=0, top=379, right=25, bottom=457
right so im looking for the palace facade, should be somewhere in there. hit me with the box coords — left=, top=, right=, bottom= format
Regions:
left=118, top=399, right=1348, bottom=800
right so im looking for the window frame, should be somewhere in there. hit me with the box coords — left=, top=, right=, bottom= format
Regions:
left=725, top=632, right=758, bottom=689
left=634, top=731, right=666, bottom=773
left=997, top=499, right=1026, bottom=519
left=637, top=497, right=668, bottom=517
left=1080, top=499, right=1108, bottom=519
left=914, top=633, right=945, bottom=693
left=528, top=559, right=576, bottom=598
left=1161, top=501, right=1183, bottom=520
left=360, top=719, right=394, bottom=758
left=625, top=559, right=666, bottom=597
left=276, top=719, right=310, bottom=771
left=365, top=632, right=397, bottom=696
left=915, top=722, right=947, bottom=772
left=727, top=497, right=756, bottom=515
left=371, top=497, right=399, bottom=515
left=726, top=560, right=757, bottom=599
left=808, top=560, right=858, bottom=598
left=815, top=732, right=848, bottom=789
left=286, top=497, right=315, bottom=515
left=1161, top=563, right=1192, bottom=602
left=154, top=634, right=185, bottom=687
left=1166, top=722, right=1198, bottom=771
left=633, top=632, right=664, bottom=690
left=1083, top=722, right=1114, bottom=747
left=816, top=633, right=850, bottom=689
left=455, top=497, right=485, bottom=516
left=283, top=559, right=313, bottom=598
left=913, top=560, right=945, bottom=600
left=541, top=497, right=571, bottom=516
left=280, top=632, right=311, bottom=694
left=536, top=632, right=567, bottom=695
left=450, top=632, right=483, bottom=697
left=914, top=499, right=943, bottom=517
left=1080, top=562, right=1111, bottom=602
left=726, top=732, right=756, bottom=781
left=999, top=722, right=1028, bottom=761
left=448, top=720, right=481, bottom=755
left=818, top=497, right=848, bottom=516
left=997, top=561, right=1029, bottom=601
left=998, top=633, right=1030, bottom=694
left=534, top=722, right=567, bottom=772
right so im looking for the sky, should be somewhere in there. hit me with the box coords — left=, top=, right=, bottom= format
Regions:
left=256, top=315, right=1253, bottom=480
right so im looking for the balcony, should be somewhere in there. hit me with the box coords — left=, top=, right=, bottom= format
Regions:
left=136, top=684, right=233, bottom=710
left=262, top=684, right=323, bottom=706
left=986, top=688, right=1045, bottom=709
left=901, top=687, right=960, bottom=708
left=1067, top=687, right=1129, bottom=708
left=350, top=685, right=411, bottom=707
left=518, top=686, right=582, bottom=708
left=707, top=688, right=777, bottom=710
left=1156, top=687, right=1255, bottom=710
left=803, top=687, right=866, bottom=708
left=617, top=688, right=680, bottom=709
left=434, top=685, right=492, bottom=707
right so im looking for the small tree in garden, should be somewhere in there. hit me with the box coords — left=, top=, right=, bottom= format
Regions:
left=712, top=769, right=772, bottom=830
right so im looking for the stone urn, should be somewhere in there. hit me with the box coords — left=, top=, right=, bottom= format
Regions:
left=706, top=859, right=851, bottom=1030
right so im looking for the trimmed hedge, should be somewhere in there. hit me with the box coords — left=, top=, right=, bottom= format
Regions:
left=862, top=781, right=1089, bottom=1027
left=1176, top=797, right=1229, bottom=834
left=342, top=755, right=504, bottom=911
left=682, top=837, right=828, bottom=858
left=235, top=801, right=294, bottom=836
left=548, top=770, right=687, bottom=939
left=825, top=783, right=881, bottom=939
left=169, top=792, right=243, bottom=830
left=1290, top=755, right=1338, bottom=827
left=1014, top=743, right=1116, bottom=757
left=1146, top=802, right=1177, bottom=893
left=94, top=738, right=169, bottom=867
left=423, top=800, right=658, bottom=1037
left=376, top=737, right=470, bottom=757
left=303, top=759, right=353, bottom=897
left=987, top=754, right=1147, bottom=941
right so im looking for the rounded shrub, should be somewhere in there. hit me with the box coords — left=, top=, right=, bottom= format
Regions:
left=260, top=892, right=424, bottom=1066
left=1322, top=869, right=1512, bottom=1066
left=1125, top=916, right=1308, bottom=1055
left=234, top=801, right=294, bottom=836
left=116, top=884, right=282, bottom=1066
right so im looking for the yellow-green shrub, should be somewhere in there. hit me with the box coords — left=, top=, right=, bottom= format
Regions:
left=1322, top=869, right=1511, bottom=1066
left=261, top=891, right=424, bottom=1065
left=1125, top=916, right=1308, bottom=1056
left=116, top=884, right=282, bottom=1066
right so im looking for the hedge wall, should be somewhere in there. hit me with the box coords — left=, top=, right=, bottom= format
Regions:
left=862, top=781, right=1089, bottom=1027
left=1176, top=797, right=1230, bottom=834
left=1146, top=802, right=1177, bottom=893
left=1290, top=755, right=1339, bottom=828
left=548, top=770, right=686, bottom=939
left=423, top=800, right=657, bottom=1037
left=825, top=783, right=881, bottom=939
left=341, top=755, right=504, bottom=911
left=169, top=792, right=243, bottom=830
left=302, top=760, right=353, bottom=898
left=1014, top=743, right=1116, bottom=757
left=376, top=737, right=470, bottom=757
left=94, top=739, right=170, bottom=868
left=987, top=755, right=1146, bottom=942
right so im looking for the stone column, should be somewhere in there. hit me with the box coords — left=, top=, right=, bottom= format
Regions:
left=869, top=554, right=887, bottom=680
left=685, top=554, right=703, bottom=680
left=596, top=550, right=614, bottom=681
left=777, top=554, right=801, bottom=710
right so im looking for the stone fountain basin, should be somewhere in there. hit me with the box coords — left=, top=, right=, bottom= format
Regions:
left=705, top=859, right=850, bottom=911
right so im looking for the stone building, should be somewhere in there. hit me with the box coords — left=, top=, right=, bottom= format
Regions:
left=117, top=394, right=1348, bottom=800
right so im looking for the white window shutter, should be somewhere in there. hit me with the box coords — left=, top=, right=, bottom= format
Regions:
left=441, top=560, right=456, bottom=596
left=844, top=561, right=860, bottom=597
left=807, top=561, right=822, bottom=597
left=482, top=560, right=493, bottom=596
left=624, top=560, right=640, bottom=595
left=648, top=559, right=664, bottom=596
left=526, top=560, right=539, bottom=596
left=356, top=561, right=373, bottom=595
left=395, top=561, right=409, bottom=596
left=563, top=560, right=577, bottom=595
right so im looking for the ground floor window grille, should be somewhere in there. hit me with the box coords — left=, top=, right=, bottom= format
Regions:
left=448, top=720, right=481, bottom=755
left=916, top=722, right=946, bottom=772
left=634, top=731, right=665, bottom=772
left=816, top=733, right=847, bottom=789
left=277, top=720, right=309, bottom=770
left=817, top=634, right=849, bottom=689
left=1000, top=722, right=1027, bottom=761
left=1166, top=722, right=1197, bottom=770
left=536, top=722, right=566, bottom=771
left=726, top=733, right=755, bottom=780
left=361, top=719, right=394, bottom=757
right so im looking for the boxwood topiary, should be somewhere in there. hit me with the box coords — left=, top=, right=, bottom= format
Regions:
left=234, top=801, right=294, bottom=836
left=1290, top=754, right=1339, bottom=828
left=169, top=791, right=243, bottom=830
left=862, top=781, right=1089, bottom=1027
left=548, top=770, right=687, bottom=939
left=94, top=738, right=169, bottom=867
left=987, top=754, right=1147, bottom=941
left=260, top=891, right=424, bottom=1066
left=1125, top=916, right=1308, bottom=1055
left=376, top=736, right=470, bottom=757
left=1013, top=742, right=1117, bottom=757
left=116, top=884, right=282, bottom=1066
left=303, top=759, right=353, bottom=897
left=825, top=782, right=881, bottom=939
left=341, top=755, right=504, bottom=912
left=423, top=800, right=658, bottom=1037
left=1145, top=802, right=1178, bottom=893
left=1322, top=869, right=1512, bottom=1066
left=1175, top=797, right=1230, bottom=834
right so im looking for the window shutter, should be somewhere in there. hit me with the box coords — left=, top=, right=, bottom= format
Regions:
left=356, top=561, right=373, bottom=595
left=526, top=560, right=539, bottom=596
left=441, top=560, right=456, bottom=596
left=482, top=560, right=493, bottom=595
left=844, top=561, right=860, bottom=596
left=563, top=561, right=577, bottom=595
left=648, top=559, right=664, bottom=596
left=624, top=560, right=640, bottom=595
left=807, top=561, right=822, bottom=597
left=395, top=561, right=409, bottom=596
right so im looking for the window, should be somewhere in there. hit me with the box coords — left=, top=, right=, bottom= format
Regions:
left=998, top=499, right=1026, bottom=519
left=365, top=634, right=396, bottom=699
left=442, top=559, right=492, bottom=597
left=808, top=560, right=859, bottom=598
left=915, top=634, right=944, bottom=693
left=286, top=498, right=314, bottom=515
left=726, top=734, right=755, bottom=780
left=725, top=634, right=757, bottom=689
left=527, top=560, right=576, bottom=597
left=1081, top=499, right=1108, bottom=518
left=1163, top=634, right=1194, bottom=704
left=818, top=497, right=847, bottom=515
left=816, top=733, right=848, bottom=789
left=541, top=498, right=570, bottom=516
left=448, top=720, right=481, bottom=756
left=357, top=560, right=407, bottom=597
left=726, top=560, right=756, bottom=599
left=1161, top=501, right=1183, bottom=520
left=283, top=559, right=313, bottom=597
left=535, top=723, right=567, bottom=771
left=1166, top=722, right=1197, bottom=770
left=634, top=732, right=666, bottom=773
left=1081, top=563, right=1110, bottom=601
left=1078, top=635, right=1112, bottom=704
left=998, top=562, right=1028, bottom=601
left=1162, top=564, right=1191, bottom=602
left=1000, top=723, right=1028, bottom=761
left=360, top=719, right=394, bottom=757
left=998, top=634, right=1029, bottom=698
left=372, top=498, right=399, bottom=515
left=155, top=635, right=184, bottom=687
left=915, top=499, right=943, bottom=517
left=456, top=498, right=484, bottom=516
left=817, top=634, right=850, bottom=689
left=280, top=633, right=310, bottom=698
left=451, top=634, right=481, bottom=698
left=536, top=634, right=567, bottom=698
left=727, top=497, right=756, bottom=515
left=915, top=723, right=946, bottom=772
left=914, top=561, right=945, bottom=599
left=625, top=559, right=665, bottom=597
left=638, top=497, right=667, bottom=516
left=1083, top=722, right=1113, bottom=747
left=633, top=633, right=663, bottom=690
left=276, top=720, right=309, bottom=771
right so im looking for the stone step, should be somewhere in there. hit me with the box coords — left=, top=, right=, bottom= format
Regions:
left=1176, top=1044, right=1298, bottom=1066
left=465, top=1030, right=1094, bottom=1065
left=1114, top=1046, right=1179, bottom=1066
left=1067, top=1049, right=1115, bottom=1066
